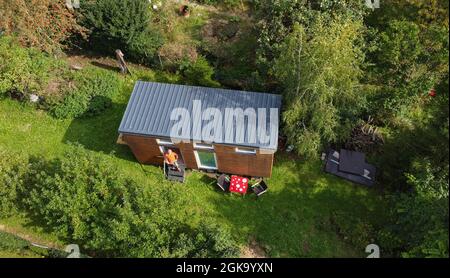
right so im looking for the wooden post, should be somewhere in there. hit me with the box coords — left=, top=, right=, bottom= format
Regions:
left=115, top=49, right=129, bottom=74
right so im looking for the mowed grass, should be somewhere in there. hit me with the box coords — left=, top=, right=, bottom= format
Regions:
left=0, top=73, right=385, bottom=257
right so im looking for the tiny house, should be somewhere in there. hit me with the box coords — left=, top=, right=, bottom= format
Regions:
left=118, top=81, right=282, bottom=178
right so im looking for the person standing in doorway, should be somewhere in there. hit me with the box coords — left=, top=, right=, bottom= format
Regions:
left=164, top=149, right=180, bottom=171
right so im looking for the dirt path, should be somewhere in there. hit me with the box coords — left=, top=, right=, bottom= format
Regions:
left=240, top=238, right=267, bottom=258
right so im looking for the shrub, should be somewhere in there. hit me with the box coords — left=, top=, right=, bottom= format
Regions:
left=0, top=36, right=64, bottom=100
left=23, top=144, right=238, bottom=257
left=188, top=223, right=240, bottom=258
left=49, top=67, right=120, bottom=119
left=0, top=231, right=71, bottom=258
left=80, top=0, right=164, bottom=65
left=379, top=163, right=449, bottom=258
left=0, top=149, right=28, bottom=217
left=180, top=57, right=221, bottom=88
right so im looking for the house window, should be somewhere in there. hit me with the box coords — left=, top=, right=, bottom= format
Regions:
left=194, top=151, right=218, bottom=170
left=156, top=138, right=174, bottom=146
left=157, top=138, right=174, bottom=154
left=193, top=142, right=214, bottom=150
left=235, top=147, right=257, bottom=155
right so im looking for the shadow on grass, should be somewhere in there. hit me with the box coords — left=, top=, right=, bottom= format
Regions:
left=62, top=101, right=135, bottom=163
left=90, top=61, right=120, bottom=73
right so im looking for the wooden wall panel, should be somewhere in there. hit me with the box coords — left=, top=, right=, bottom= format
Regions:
left=177, top=142, right=198, bottom=169
left=122, top=134, right=163, bottom=165
left=121, top=134, right=274, bottom=177
left=214, top=145, right=274, bottom=178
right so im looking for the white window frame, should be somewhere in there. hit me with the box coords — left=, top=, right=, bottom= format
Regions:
left=193, top=142, right=214, bottom=150
left=157, top=138, right=174, bottom=154
left=235, top=147, right=257, bottom=155
left=156, top=138, right=174, bottom=146
left=194, top=150, right=218, bottom=170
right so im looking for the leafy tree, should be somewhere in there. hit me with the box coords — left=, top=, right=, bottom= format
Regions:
left=49, top=67, right=121, bottom=119
left=180, top=57, right=221, bottom=88
left=367, top=20, right=449, bottom=118
left=368, top=0, right=449, bottom=29
left=80, top=0, right=163, bottom=64
left=274, top=17, right=366, bottom=157
left=0, top=149, right=28, bottom=217
left=379, top=162, right=449, bottom=258
left=253, top=0, right=369, bottom=79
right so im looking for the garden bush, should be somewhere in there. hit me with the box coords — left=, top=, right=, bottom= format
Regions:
left=23, top=144, right=238, bottom=257
left=0, top=149, right=28, bottom=217
left=80, top=0, right=164, bottom=65
left=180, top=57, right=221, bottom=88
left=0, top=231, right=30, bottom=252
left=49, top=67, right=120, bottom=119
left=0, top=36, right=65, bottom=100
left=187, top=223, right=240, bottom=258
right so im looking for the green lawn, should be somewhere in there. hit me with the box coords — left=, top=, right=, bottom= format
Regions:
left=0, top=71, right=385, bottom=257
left=0, top=250, right=39, bottom=258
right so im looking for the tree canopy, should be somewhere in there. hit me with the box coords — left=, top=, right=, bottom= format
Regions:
left=275, top=16, right=366, bottom=157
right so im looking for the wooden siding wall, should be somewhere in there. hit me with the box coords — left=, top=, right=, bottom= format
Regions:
left=214, top=145, right=274, bottom=178
left=122, top=134, right=274, bottom=177
left=177, top=142, right=198, bottom=169
left=122, top=134, right=163, bottom=165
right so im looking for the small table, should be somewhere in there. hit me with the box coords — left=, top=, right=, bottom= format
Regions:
left=339, top=149, right=366, bottom=175
left=229, top=175, right=249, bottom=195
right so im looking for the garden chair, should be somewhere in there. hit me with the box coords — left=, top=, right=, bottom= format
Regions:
left=216, top=174, right=231, bottom=192
left=251, top=179, right=268, bottom=197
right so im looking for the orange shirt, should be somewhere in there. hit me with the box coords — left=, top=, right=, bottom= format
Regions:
left=165, top=152, right=178, bottom=164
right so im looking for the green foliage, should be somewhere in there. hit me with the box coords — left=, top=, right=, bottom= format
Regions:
left=0, top=230, right=73, bottom=258
left=180, top=57, right=221, bottom=88
left=380, top=163, right=449, bottom=258
left=0, top=36, right=63, bottom=99
left=274, top=17, right=366, bottom=157
left=373, top=75, right=449, bottom=257
left=49, top=67, right=120, bottom=119
left=373, top=76, right=449, bottom=191
left=368, top=0, right=449, bottom=29
left=0, top=149, right=28, bottom=217
left=368, top=20, right=449, bottom=117
left=80, top=0, right=163, bottom=64
left=0, top=231, right=29, bottom=252
left=254, top=0, right=368, bottom=78
left=0, top=97, right=385, bottom=258
left=20, top=144, right=238, bottom=257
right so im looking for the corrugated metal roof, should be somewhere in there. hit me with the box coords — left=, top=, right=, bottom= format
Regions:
left=118, top=81, right=282, bottom=150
